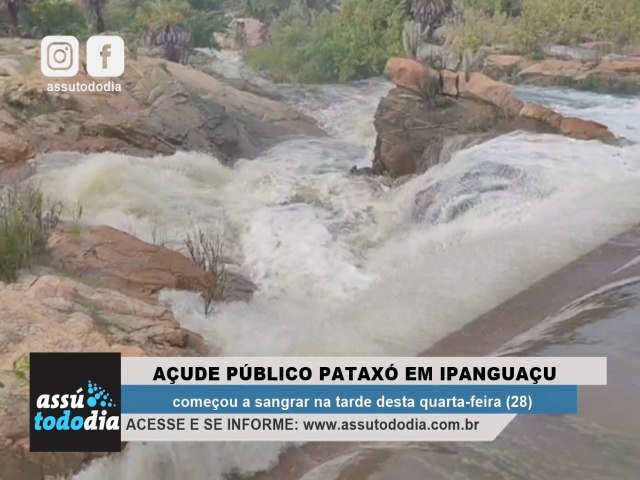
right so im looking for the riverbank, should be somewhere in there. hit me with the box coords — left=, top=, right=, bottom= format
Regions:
left=0, top=39, right=323, bottom=165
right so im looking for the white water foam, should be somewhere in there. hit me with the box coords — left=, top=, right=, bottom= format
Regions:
left=27, top=72, right=640, bottom=479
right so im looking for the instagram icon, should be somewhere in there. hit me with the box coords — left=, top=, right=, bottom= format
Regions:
left=41, top=36, right=79, bottom=77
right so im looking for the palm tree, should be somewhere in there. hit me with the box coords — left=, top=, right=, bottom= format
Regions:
left=84, top=0, right=109, bottom=33
left=404, top=0, right=455, bottom=40
left=139, top=0, right=193, bottom=64
left=5, top=0, right=26, bottom=35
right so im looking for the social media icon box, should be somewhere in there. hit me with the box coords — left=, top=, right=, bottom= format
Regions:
left=41, top=36, right=79, bottom=77
left=40, top=35, right=125, bottom=78
left=86, top=36, right=125, bottom=77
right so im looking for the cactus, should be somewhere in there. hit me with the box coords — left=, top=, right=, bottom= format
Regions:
left=402, top=20, right=423, bottom=58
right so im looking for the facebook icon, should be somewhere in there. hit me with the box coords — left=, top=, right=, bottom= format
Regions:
left=86, top=35, right=125, bottom=77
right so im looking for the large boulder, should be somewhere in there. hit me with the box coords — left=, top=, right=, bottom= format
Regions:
left=0, top=132, right=34, bottom=164
left=482, top=54, right=531, bottom=79
left=460, top=72, right=524, bottom=117
left=518, top=59, right=587, bottom=83
left=578, top=59, right=640, bottom=92
left=372, top=86, right=519, bottom=176
left=0, top=39, right=324, bottom=164
left=216, top=18, right=268, bottom=50
left=438, top=41, right=640, bottom=93
left=518, top=101, right=616, bottom=143
left=506, top=55, right=640, bottom=93
left=383, top=57, right=440, bottom=97
left=49, top=224, right=256, bottom=302
left=0, top=274, right=207, bottom=480
left=373, top=59, right=618, bottom=177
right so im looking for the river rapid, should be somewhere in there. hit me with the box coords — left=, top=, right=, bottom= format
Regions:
left=26, top=52, right=640, bottom=479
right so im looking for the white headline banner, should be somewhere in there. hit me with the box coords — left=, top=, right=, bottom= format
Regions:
left=121, top=357, right=606, bottom=385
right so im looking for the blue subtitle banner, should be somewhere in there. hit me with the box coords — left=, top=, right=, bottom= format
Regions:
left=121, top=385, right=577, bottom=414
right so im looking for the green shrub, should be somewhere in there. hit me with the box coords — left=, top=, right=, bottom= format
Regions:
left=188, top=12, right=227, bottom=48
left=245, top=0, right=405, bottom=83
left=21, top=0, right=89, bottom=38
left=105, top=0, right=146, bottom=33
left=450, top=0, right=640, bottom=54
left=188, top=0, right=225, bottom=11
left=184, top=226, right=226, bottom=315
left=446, top=8, right=516, bottom=51
left=106, top=0, right=226, bottom=32
left=458, top=0, right=523, bottom=17
left=240, top=0, right=301, bottom=24
left=517, top=0, right=594, bottom=50
left=518, top=0, right=640, bottom=49
left=0, top=186, right=61, bottom=283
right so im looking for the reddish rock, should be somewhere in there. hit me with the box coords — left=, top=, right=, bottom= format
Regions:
left=372, top=86, right=510, bottom=177
left=0, top=39, right=323, bottom=164
left=591, top=59, right=640, bottom=74
left=519, top=102, right=563, bottom=129
left=372, top=70, right=618, bottom=178
left=383, top=57, right=440, bottom=96
left=49, top=224, right=256, bottom=302
left=518, top=59, right=586, bottom=83
left=441, top=69, right=458, bottom=96
left=577, top=57, right=640, bottom=93
left=559, top=117, right=616, bottom=143
left=0, top=275, right=207, bottom=480
left=217, top=18, right=268, bottom=50
left=381, top=145, right=418, bottom=177
left=457, top=71, right=468, bottom=95
left=482, top=54, right=530, bottom=79
left=519, top=102, right=614, bottom=143
left=460, top=73, right=524, bottom=117
left=0, top=132, right=34, bottom=163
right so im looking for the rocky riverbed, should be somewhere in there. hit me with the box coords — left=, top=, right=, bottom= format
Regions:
left=0, top=39, right=323, bottom=165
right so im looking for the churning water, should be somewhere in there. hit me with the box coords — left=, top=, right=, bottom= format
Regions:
left=28, top=54, right=640, bottom=479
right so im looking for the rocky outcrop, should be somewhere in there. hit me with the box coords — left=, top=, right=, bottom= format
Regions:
left=0, top=274, right=207, bottom=480
left=482, top=54, right=532, bottom=79
left=0, top=220, right=257, bottom=478
left=50, top=223, right=256, bottom=302
left=0, top=39, right=323, bottom=164
left=216, top=18, right=269, bottom=50
left=374, top=57, right=617, bottom=177
left=0, top=131, right=34, bottom=164
left=413, top=32, right=640, bottom=93
left=482, top=51, right=640, bottom=93
left=383, top=57, right=444, bottom=99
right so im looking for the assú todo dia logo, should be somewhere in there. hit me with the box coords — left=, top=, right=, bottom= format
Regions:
left=34, top=380, right=119, bottom=432
left=30, top=352, right=121, bottom=452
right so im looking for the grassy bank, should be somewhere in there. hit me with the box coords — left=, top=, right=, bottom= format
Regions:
left=0, top=186, right=60, bottom=282
left=247, top=0, right=640, bottom=84
left=450, top=0, right=640, bottom=53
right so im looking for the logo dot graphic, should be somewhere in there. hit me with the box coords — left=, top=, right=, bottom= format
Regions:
left=85, top=380, right=116, bottom=410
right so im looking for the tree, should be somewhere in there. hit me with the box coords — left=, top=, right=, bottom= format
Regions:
left=84, top=0, right=109, bottom=32
left=245, top=0, right=405, bottom=83
left=22, top=0, right=88, bottom=37
left=5, top=0, right=26, bottom=35
left=404, top=0, right=455, bottom=39
left=139, top=0, right=193, bottom=63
